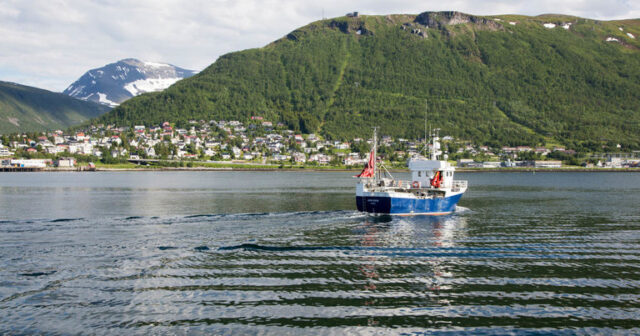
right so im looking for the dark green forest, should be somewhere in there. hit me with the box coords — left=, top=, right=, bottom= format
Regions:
left=97, top=12, right=640, bottom=150
left=0, top=81, right=110, bottom=134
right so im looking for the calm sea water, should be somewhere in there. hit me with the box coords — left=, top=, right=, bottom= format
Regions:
left=1, top=171, right=640, bottom=335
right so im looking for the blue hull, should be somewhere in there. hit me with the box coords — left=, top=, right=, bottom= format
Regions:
left=356, top=193, right=462, bottom=215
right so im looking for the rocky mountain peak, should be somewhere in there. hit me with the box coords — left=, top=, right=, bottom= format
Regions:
left=63, top=59, right=197, bottom=107
left=414, top=11, right=502, bottom=30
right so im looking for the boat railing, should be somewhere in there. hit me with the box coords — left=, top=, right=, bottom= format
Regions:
left=395, top=180, right=412, bottom=189
left=388, top=180, right=429, bottom=189
left=365, top=179, right=467, bottom=190
left=452, top=180, right=468, bottom=190
left=365, top=180, right=413, bottom=189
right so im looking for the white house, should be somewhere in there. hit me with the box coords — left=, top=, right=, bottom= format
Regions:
left=272, top=154, right=290, bottom=161
left=534, top=160, right=562, bottom=168
left=10, top=159, right=49, bottom=168
left=56, top=157, right=76, bottom=168
left=292, top=152, right=306, bottom=163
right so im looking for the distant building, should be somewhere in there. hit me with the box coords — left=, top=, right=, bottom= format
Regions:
left=272, top=154, right=290, bottom=161
left=292, top=152, right=306, bottom=163
left=481, top=161, right=501, bottom=168
left=456, top=159, right=474, bottom=167
left=343, top=155, right=364, bottom=166
left=516, top=146, right=532, bottom=152
left=605, top=157, right=624, bottom=168
left=0, top=147, right=14, bottom=157
left=535, top=147, right=550, bottom=156
left=56, top=157, right=76, bottom=168
left=534, top=160, right=562, bottom=168
left=335, top=142, right=350, bottom=150
left=502, top=159, right=517, bottom=167
left=9, top=159, right=50, bottom=168
left=309, top=154, right=331, bottom=164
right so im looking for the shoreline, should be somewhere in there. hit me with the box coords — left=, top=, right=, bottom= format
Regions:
left=13, top=166, right=639, bottom=173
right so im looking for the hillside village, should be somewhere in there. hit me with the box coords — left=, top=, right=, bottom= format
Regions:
left=1, top=118, right=640, bottom=169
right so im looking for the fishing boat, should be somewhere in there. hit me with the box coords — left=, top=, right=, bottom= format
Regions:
left=355, top=128, right=467, bottom=216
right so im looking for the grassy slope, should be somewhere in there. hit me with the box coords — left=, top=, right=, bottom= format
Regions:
left=0, top=81, right=111, bottom=134
left=98, top=12, right=640, bottom=149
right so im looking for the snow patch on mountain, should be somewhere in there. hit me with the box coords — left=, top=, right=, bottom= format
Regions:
left=67, top=84, right=85, bottom=97
left=96, top=93, right=118, bottom=107
left=124, top=77, right=182, bottom=96
left=7, top=117, right=20, bottom=127
left=143, top=61, right=167, bottom=68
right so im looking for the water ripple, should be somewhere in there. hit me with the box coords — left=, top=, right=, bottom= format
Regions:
left=2, top=172, right=640, bottom=334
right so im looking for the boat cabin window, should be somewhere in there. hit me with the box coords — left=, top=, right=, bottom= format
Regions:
left=418, top=171, right=421, bottom=177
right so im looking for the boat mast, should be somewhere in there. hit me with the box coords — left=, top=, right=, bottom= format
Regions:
left=428, top=125, right=432, bottom=159
left=373, top=127, right=377, bottom=181
left=424, top=102, right=428, bottom=157
left=431, top=128, right=440, bottom=161
left=431, top=128, right=436, bottom=161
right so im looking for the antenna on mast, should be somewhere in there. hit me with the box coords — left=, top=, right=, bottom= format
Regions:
left=428, top=124, right=432, bottom=159
left=424, top=101, right=428, bottom=157
left=373, top=126, right=377, bottom=181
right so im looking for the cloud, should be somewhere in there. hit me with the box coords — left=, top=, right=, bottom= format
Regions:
left=0, top=0, right=638, bottom=92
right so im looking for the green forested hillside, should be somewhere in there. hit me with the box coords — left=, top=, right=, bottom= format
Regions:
left=98, top=11, right=640, bottom=149
left=0, top=81, right=110, bottom=134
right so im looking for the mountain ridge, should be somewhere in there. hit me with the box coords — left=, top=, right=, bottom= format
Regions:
left=0, top=81, right=111, bottom=134
left=96, top=11, right=640, bottom=150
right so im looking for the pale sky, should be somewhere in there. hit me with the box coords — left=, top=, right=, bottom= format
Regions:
left=1, top=0, right=638, bottom=92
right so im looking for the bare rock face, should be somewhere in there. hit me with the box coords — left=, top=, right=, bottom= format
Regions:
left=414, top=11, right=502, bottom=30
left=329, top=20, right=351, bottom=34
left=401, top=22, right=429, bottom=38
left=326, top=19, right=374, bottom=36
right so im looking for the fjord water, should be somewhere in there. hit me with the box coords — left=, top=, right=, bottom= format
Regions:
left=1, top=171, right=640, bottom=334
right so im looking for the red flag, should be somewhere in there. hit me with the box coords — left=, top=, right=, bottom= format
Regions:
left=356, top=150, right=375, bottom=178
